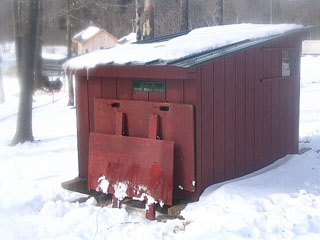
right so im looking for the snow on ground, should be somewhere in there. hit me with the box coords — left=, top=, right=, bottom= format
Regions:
left=1, top=43, right=320, bottom=239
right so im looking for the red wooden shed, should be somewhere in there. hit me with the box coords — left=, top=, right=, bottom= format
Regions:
left=63, top=24, right=308, bottom=219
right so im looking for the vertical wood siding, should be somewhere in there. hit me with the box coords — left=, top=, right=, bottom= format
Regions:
left=199, top=34, right=301, bottom=190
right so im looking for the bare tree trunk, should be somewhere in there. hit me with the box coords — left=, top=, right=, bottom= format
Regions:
left=135, top=0, right=143, bottom=41
left=0, top=55, right=4, bottom=104
left=142, top=0, right=154, bottom=40
left=180, top=0, right=189, bottom=32
left=213, top=0, right=224, bottom=25
left=66, top=0, right=74, bottom=106
left=34, top=0, right=43, bottom=90
left=13, top=0, right=23, bottom=78
left=12, top=0, right=39, bottom=145
left=270, top=0, right=273, bottom=24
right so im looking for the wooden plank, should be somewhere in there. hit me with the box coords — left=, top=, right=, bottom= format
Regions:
left=235, top=51, right=246, bottom=177
left=76, top=76, right=90, bottom=178
left=254, top=46, right=264, bottom=170
left=93, top=99, right=195, bottom=192
left=88, top=78, right=102, bottom=132
left=224, top=55, right=236, bottom=180
left=244, top=48, right=255, bottom=174
left=278, top=37, right=288, bottom=158
left=88, top=132, right=174, bottom=205
left=149, top=92, right=166, bottom=102
left=166, top=79, right=184, bottom=103
left=196, top=67, right=203, bottom=190
left=117, top=78, right=133, bottom=100
left=270, top=40, right=281, bottom=162
left=77, top=65, right=197, bottom=80
left=286, top=35, right=301, bottom=154
left=262, top=42, right=272, bottom=167
left=133, top=91, right=148, bottom=101
left=213, top=58, right=225, bottom=183
left=102, top=78, right=117, bottom=99
left=148, top=79, right=166, bottom=102
left=201, top=62, right=214, bottom=187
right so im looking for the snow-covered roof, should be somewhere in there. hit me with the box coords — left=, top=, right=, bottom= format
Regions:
left=72, top=26, right=110, bottom=44
left=65, top=24, right=304, bottom=70
left=118, top=32, right=137, bottom=45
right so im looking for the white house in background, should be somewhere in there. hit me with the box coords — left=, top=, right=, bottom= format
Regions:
left=72, top=26, right=117, bottom=55
left=302, top=40, right=320, bottom=55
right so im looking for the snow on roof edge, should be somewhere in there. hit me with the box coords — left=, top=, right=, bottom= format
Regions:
left=65, top=24, right=304, bottom=71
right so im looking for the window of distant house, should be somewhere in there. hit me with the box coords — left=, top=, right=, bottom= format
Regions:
left=282, top=49, right=299, bottom=77
left=132, top=80, right=166, bottom=93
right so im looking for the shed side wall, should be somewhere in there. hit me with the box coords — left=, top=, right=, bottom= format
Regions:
left=199, top=33, right=302, bottom=190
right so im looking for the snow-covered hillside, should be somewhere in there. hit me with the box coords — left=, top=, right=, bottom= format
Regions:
left=0, top=45, right=320, bottom=239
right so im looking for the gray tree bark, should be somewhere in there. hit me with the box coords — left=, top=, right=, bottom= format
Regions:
left=12, top=0, right=39, bottom=145
left=142, top=0, right=154, bottom=40
left=66, top=0, right=74, bottom=106
left=180, top=0, right=189, bottom=32
left=34, top=0, right=43, bottom=90
left=0, top=55, right=4, bottom=104
left=135, top=0, right=143, bottom=41
left=213, top=0, right=224, bottom=25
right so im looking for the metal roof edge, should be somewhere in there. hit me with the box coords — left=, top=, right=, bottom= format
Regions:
left=165, top=26, right=312, bottom=68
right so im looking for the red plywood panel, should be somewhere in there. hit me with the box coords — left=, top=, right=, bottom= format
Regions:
left=88, top=133, right=174, bottom=205
left=213, top=58, right=225, bottom=183
left=102, top=78, right=117, bottom=99
left=117, top=78, right=132, bottom=100
left=245, top=48, right=255, bottom=174
left=262, top=42, right=272, bottom=167
left=224, top=54, right=236, bottom=180
left=201, top=62, right=214, bottom=187
left=88, top=78, right=102, bottom=132
left=254, top=46, right=264, bottom=170
left=133, top=91, right=148, bottom=101
left=76, top=76, right=90, bottom=178
left=93, top=99, right=195, bottom=192
left=270, top=40, right=281, bottom=162
left=235, top=51, right=246, bottom=177
left=166, top=79, right=184, bottom=103
left=149, top=92, right=166, bottom=102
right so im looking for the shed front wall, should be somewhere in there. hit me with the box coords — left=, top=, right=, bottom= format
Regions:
left=198, top=33, right=302, bottom=191
left=75, top=67, right=202, bottom=201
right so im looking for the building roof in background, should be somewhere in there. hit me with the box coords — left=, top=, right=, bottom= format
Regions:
left=65, top=24, right=308, bottom=70
left=118, top=32, right=137, bottom=45
left=72, top=26, right=117, bottom=44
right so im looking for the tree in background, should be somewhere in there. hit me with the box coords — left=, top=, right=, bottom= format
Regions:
left=135, top=0, right=143, bottom=41
left=213, top=0, right=224, bottom=25
left=66, top=0, right=74, bottom=106
left=180, top=0, right=189, bottom=32
left=34, top=0, right=44, bottom=90
left=142, top=0, right=154, bottom=40
left=11, top=0, right=39, bottom=145
left=0, top=55, right=4, bottom=104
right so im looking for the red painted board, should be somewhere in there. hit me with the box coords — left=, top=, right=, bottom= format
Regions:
left=88, top=133, right=174, bottom=205
left=93, top=99, right=195, bottom=192
left=224, top=54, right=236, bottom=180
left=213, top=58, right=225, bottom=183
left=245, top=48, right=255, bottom=174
